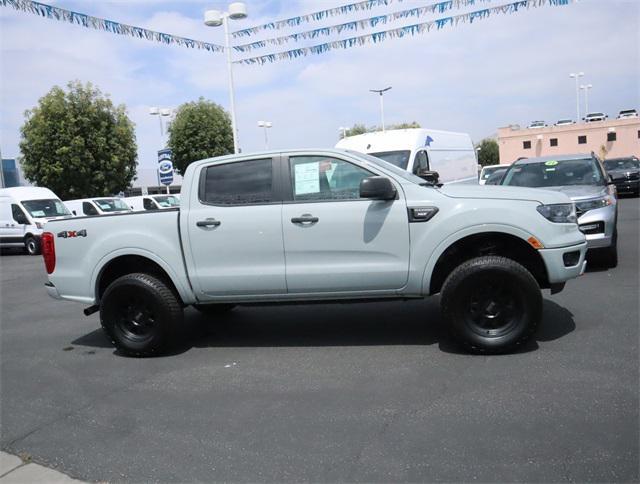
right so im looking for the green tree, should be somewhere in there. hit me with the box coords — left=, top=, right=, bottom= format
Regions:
left=343, top=123, right=369, bottom=138
left=476, top=138, right=500, bottom=167
left=19, top=81, right=137, bottom=199
left=168, top=98, right=233, bottom=174
left=388, top=121, right=421, bottom=130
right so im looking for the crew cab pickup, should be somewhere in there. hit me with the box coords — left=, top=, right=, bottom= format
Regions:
left=43, top=149, right=587, bottom=356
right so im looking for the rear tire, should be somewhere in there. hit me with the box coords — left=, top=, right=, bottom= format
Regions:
left=100, top=273, right=183, bottom=357
left=440, top=256, right=542, bottom=354
left=25, top=236, right=40, bottom=256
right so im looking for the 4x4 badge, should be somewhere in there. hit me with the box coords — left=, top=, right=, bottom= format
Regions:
left=57, top=230, right=87, bottom=238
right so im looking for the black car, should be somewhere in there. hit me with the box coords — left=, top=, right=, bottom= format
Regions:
left=603, top=157, right=640, bottom=196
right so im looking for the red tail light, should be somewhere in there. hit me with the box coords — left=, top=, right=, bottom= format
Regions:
left=42, top=232, right=56, bottom=274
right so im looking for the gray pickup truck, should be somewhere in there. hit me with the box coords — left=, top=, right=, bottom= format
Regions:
left=42, top=149, right=587, bottom=356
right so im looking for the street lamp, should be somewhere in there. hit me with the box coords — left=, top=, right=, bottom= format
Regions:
left=370, top=86, right=392, bottom=132
left=149, top=107, right=173, bottom=137
left=204, top=2, right=247, bottom=155
left=580, top=84, right=593, bottom=116
left=339, top=126, right=348, bottom=139
left=257, top=120, right=272, bottom=150
left=569, top=72, right=584, bottom=121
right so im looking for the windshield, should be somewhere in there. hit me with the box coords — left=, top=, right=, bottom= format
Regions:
left=604, top=158, right=639, bottom=170
left=21, top=198, right=70, bottom=218
left=485, top=168, right=508, bottom=184
left=502, top=157, right=606, bottom=187
left=350, top=151, right=425, bottom=185
left=368, top=150, right=410, bottom=169
left=93, top=198, right=131, bottom=212
left=153, top=195, right=180, bottom=208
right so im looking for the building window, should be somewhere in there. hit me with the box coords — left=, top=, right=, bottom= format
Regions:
left=578, top=135, right=587, bottom=144
left=550, top=138, right=558, bottom=147
left=523, top=140, right=531, bottom=149
left=607, top=132, right=617, bottom=142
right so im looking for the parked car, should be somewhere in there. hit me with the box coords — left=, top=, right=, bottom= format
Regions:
left=0, top=186, right=71, bottom=255
left=603, top=156, right=640, bottom=196
left=617, top=109, right=638, bottom=119
left=479, top=164, right=510, bottom=185
left=485, top=167, right=509, bottom=185
left=555, top=119, right=575, bottom=126
left=583, top=112, right=607, bottom=123
left=125, top=194, right=180, bottom=211
left=527, top=121, right=547, bottom=129
left=43, top=149, right=587, bottom=356
left=335, top=128, right=478, bottom=184
left=500, top=154, right=618, bottom=266
left=64, top=197, right=132, bottom=217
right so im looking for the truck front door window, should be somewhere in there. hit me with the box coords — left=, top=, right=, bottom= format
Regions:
left=83, top=202, right=99, bottom=216
left=289, top=156, right=373, bottom=201
left=11, top=204, right=28, bottom=225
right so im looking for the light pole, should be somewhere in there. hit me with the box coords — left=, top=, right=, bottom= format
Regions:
left=339, top=126, right=348, bottom=139
left=580, top=84, right=593, bottom=116
left=370, top=87, right=391, bottom=131
left=204, top=2, right=247, bottom=154
left=569, top=72, right=584, bottom=121
left=257, top=120, right=272, bottom=150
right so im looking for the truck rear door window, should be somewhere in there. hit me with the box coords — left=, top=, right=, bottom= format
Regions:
left=202, top=158, right=273, bottom=205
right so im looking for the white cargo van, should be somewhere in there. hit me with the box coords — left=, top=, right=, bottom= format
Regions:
left=124, top=194, right=180, bottom=211
left=335, top=128, right=477, bottom=184
left=64, top=198, right=132, bottom=217
left=0, top=186, right=71, bottom=255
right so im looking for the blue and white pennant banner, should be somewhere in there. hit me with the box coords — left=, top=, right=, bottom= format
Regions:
left=232, top=0, right=402, bottom=38
left=233, top=0, right=492, bottom=53
left=0, top=0, right=225, bottom=53
left=235, top=0, right=571, bottom=65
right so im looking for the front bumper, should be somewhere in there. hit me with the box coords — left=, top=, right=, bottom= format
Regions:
left=538, top=241, right=588, bottom=284
left=45, top=281, right=62, bottom=300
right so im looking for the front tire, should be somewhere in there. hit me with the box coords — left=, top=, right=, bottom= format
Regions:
left=440, top=256, right=542, bottom=354
left=25, top=235, right=40, bottom=256
left=100, top=273, right=183, bottom=357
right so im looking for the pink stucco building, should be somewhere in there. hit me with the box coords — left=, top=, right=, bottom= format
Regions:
left=497, top=118, right=640, bottom=164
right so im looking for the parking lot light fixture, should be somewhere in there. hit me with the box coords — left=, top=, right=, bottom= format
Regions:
left=569, top=72, right=584, bottom=121
left=580, top=83, right=593, bottom=116
left=205, top=3, right=248, bottom=155
left=257, top=120, right=272, bottom=150
left=370, top=87, right=392, bottom=132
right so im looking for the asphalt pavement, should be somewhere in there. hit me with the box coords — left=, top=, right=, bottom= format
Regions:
left=0, top=197, right=638, bottom=483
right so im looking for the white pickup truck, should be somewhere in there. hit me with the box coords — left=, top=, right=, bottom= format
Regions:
left=43, top=149, right=587, bottom=356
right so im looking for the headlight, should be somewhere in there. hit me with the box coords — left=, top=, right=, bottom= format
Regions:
left=536, top=203, right=577, bottom=223
left=574, top=196, right=613, bottom=214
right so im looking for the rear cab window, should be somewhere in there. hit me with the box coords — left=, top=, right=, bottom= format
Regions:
left=200, top=158, right=274, bottom=205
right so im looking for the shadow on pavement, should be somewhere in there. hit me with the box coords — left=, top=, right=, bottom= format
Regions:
left=71, top=297, right=576, bottom=358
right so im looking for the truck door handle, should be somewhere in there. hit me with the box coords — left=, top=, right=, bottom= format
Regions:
left=196, top=218, right=221, bottom=227
left=291, top=215, right=319, bottom=224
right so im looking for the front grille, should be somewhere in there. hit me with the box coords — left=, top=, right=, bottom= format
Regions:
left=627, top=172, right=639, bottom=181
left=579, top=221, right=605, bottom=235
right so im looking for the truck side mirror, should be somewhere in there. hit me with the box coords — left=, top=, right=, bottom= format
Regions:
left=359, top=176, right=397, bottom=201
left=417, top=169, right=440, bottom=185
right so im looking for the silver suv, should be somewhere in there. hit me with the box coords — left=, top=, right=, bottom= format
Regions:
left=500, top=154, right=618, bottom=266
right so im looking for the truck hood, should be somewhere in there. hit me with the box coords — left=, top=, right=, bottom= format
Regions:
left=438, top=184, right=571, bottom=205
left=538, top=185, right=608, bottom=201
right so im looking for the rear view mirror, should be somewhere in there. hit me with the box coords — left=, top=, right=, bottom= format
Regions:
left=359, top=176, right=397, bottom=201
left=417, top=169, right=440, bottom=185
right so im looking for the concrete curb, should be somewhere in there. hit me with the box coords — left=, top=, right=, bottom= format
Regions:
left=0, top=452, right=85, bottom=483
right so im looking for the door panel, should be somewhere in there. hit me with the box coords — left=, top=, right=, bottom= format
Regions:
left=185, top=158, right=286, bottom=298
left=282, top=155, right=410, bottom=293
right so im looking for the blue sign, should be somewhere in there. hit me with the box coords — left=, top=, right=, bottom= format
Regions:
left=157, top=149, right=173, bottom=186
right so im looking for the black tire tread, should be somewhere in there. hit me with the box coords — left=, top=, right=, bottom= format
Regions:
left=440, top=256, right=541, bottom=354
left=100, top=272, right=183, bottom=357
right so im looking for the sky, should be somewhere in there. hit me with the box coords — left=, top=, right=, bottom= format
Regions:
left=1, top=0, right=638, bottom=186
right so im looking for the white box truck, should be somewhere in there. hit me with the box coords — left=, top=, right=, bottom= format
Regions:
left=335, top=128, right=478, bottom=184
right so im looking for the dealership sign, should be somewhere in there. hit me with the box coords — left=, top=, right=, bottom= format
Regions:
left=157, top=149, right=173, bottom=186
